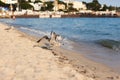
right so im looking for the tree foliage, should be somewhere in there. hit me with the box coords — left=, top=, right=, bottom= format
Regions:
left=86, top=0, right=101, bottom=11
left=108, top=6, right=116, bottom=11
left=41, top=1, right=54, bottom=11
left=0, top=1, right=9, bottom=7
left=0, top=1, right=17, bottom=11
left=101, top=4, right=108, bottom=11
left=34, top=0, right=42, bottom=3
left=67, top=3, right=77, bottom=12
left=20, top=2, right=33, bottom=9
left=85, top=0, right=117, bottom=11
left=116, top=7, right=120, bottom=12
left=41, top=0, right=66, bottom=11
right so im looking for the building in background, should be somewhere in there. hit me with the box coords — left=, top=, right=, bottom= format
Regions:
left=1, top=0, right=17, bottom=4
left=58, top=3, right=65, bottom=11
left=30, top=2, right=43, bottom=11
left=53, top=0, right=58, bottom=11
left=1, top=0, right=18, bottom=11
left=72, top=1, right=86, bottom=10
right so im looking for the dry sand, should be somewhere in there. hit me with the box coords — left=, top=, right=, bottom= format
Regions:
left=0, top=23, right=94, bottom=80
left=0, top=23, right=119, bottom=80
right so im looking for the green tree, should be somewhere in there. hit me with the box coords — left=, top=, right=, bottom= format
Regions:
left=82, top=1, right=87, bottom=4
left=0, top=1, right=9, bottom=7
left=0, top=1, right=6, bottom=6
left=19, top=2, right=33, bottom=9
left=86, top=0, right=101, bottom=11
left=101, top=4, right=108, bottom=11
left=58, top=0, right=67, bottom=9
left=41, top=1, right=54, bottom=11
left=28, top=0, right=31, bottom=2
left=34, top=0, right=42, bottom=3
left=0, top=1, right=17, bottom=11
left=67, top=3, right=78, bottom=12
left=116, top=7, right=120, bottom=12
left=93, top=0, right=99, bottom=3
left=108, top=6, right=116, bottom=11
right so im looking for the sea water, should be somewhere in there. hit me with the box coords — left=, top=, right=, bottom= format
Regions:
left=0, top=18, right=120, bottom=72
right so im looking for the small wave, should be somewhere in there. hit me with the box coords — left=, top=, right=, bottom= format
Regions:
left=19, top=26, right=74, bottom=50
left=97, top=39, right=120, bottom=52
left=19, top=27, right=50, bottom=36
left=63, top=38, right=73, bottom=48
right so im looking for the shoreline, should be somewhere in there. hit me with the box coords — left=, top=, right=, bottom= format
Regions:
left=0, top=14, right=120, bottom=18
left=0, top=22, right=120, bottom=80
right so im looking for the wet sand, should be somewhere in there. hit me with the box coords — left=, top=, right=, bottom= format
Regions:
left=0, top=22, right=120, bottom=80
left=69, top=41, right=120, bottom=74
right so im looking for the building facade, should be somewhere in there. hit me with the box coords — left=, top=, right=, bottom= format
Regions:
left=1, top=0, right=18, bottom=4
left=58, top=4, right=65, bottom=10
left=72, top=1, right=86, bottom=10
left=30, top=2, right=43, bottom=11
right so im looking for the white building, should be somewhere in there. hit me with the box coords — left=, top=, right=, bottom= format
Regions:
left=1, top=0, right=17, bottom=4
left=30, top=2, right=43, bottom=11
left=72, top=1, right=86, bottom=10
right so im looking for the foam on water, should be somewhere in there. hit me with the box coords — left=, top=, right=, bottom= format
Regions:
left=19, top=26, right=74, bottom=50
left=19, top=27, right=50, bottom=37
left=62, top=38, right=74, bottom=50
left=97, top=39, right=120, bottom=52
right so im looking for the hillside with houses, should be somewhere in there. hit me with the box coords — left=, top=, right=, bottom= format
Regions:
left=0, top=0, right=120, bottom=18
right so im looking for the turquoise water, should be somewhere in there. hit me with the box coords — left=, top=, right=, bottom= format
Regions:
left=0, top=18, right=120, bottom=51
left=0, top=18, right=120, bottom=72
left=1, top=18, right=120, bottom=41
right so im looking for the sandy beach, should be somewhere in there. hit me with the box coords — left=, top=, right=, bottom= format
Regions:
left=0, top=22, right=120, bottom=80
